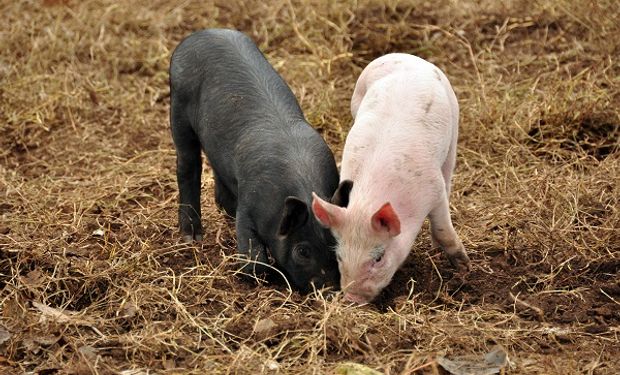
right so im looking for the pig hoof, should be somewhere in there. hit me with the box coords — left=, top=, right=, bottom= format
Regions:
left=181, top=234, right=194, bottom=243
left=448, top=252, right=471, bottom=271
left=181, top=233, right=202, bottom=244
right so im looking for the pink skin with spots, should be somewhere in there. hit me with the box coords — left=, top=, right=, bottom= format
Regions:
left=312, top=53, right=471, bottom=303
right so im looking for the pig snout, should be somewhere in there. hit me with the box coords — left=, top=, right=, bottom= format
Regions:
left=310, top=269, right=339, bottom=291
left=339, top=255, right=387, bottom=302
left=340, top=273, right=379, bottom=304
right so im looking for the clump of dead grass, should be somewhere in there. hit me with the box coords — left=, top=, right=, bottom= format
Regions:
left=1, top=0, right=619, bottom=374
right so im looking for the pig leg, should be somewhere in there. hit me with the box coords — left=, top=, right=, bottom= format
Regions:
left=429, top=191, right=470, bottom=271
left=440, top=135, right=457, bottom=197
left=213, top=172, right=237, bottom=217
left=235, top=213, right=271, bottom=277
left=171, top=102, right=203, bottom=242
left=432, top=136, right=457, bottom=249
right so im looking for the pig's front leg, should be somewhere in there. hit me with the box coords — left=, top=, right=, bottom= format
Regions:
left=235, top=214, right=271, bottom=277
left=429, top=192, right=471, bottom=271
left=213, top=171, right=237, bottom=217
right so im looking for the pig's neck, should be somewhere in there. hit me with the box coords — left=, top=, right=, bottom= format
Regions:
left=381, top=217, right=424, bottom=272
left=348, top=170, right=437, bottom=223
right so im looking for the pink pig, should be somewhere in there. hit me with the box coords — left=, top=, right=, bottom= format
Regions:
left=312, top=53, right=471, bottom=303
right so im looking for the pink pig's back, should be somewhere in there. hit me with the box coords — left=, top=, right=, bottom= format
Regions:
left=341, top=53, right=459, bottom=218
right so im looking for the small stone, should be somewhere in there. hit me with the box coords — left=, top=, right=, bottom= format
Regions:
left=253, top=318, right=277, bottom=340
left=0, top=326, right=11, bottom=345
left=265, top=360, right=279, bottom=371
left=78, top=345, right=98, bottom=361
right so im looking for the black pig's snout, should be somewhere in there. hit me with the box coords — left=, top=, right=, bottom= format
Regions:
left=310, top=269, right=339, bottom=290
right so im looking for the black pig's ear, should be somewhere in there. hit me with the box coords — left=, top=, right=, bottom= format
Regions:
left=331, top=180, right=353, bottom=207
left=278, top=196, right=309, bottom=237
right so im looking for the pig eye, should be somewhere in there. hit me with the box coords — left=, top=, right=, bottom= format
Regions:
left=295, top=245, right=311, bottom=261
left=371, top=246, right=385, bottom=263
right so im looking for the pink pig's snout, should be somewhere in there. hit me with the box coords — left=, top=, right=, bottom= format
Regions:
left=342, top=281, right=380, bottom=304
left=341, top=273, right=378, bottom=304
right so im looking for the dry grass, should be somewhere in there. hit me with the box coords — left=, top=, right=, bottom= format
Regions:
left=1, top=0, right=619, bottom=374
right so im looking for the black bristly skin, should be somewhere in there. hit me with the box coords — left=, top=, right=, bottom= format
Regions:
left=169, top=29, right=340, bottom=292
left=331, top=180, right=353, bottom=207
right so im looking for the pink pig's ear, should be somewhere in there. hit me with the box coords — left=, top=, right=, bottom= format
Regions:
left=371, top=203, right=401, bottom=237
left=311, top=192, right=344, bottom=229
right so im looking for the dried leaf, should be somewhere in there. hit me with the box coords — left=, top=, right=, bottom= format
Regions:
left=34, top=334, right=61, bottom=346
left=120, top=301, right=138, bottom=318
left=32, top=301, right=75, bottom=324
left=437, top=346, right=509, bottom=375
left=335, top=362, right=383, bottom=375
left=119, top=370, right=149, bottom=375
left=0, top=326, right=11, bottom=345
left=162, top=358, right=176, bottom=370
left=22, top=269, right=45, bottom=286
left=23, top=338, right=40, bottom=354
left=78, top=345, right=99, bottom=361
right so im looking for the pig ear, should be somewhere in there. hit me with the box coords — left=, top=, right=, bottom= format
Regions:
left=311, top=192, right=344, bottom=229
left=331, top=180, right=353, bottom=207
left=278, top=196, right=309, bottom=237
left=371, top=203, right=401, bottom=237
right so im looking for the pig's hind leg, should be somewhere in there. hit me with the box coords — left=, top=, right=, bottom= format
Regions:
left=428, top=190, right=470, bottom=271
left=431, top=135, right=456, bottom=248
left=171, top=102, right=203, bottom=243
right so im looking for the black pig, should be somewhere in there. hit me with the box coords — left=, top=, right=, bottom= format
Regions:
left=169, top=29, right=340, bottom=292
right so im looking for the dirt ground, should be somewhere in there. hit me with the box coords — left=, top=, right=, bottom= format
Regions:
left=1, top=0, right=618, bottom=374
